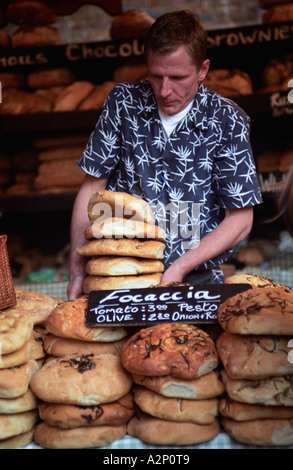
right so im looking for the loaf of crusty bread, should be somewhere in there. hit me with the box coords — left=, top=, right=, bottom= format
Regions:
left=85, top=217, right=166, bottom=240
left=86, top=256, right=164, bottom=276
left=77, top=238, right=165, bottom=259
left=83, top=272, right=162, bottom=293
left=88, top=190, right=155, bottom=225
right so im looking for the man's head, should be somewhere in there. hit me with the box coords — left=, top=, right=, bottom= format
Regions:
left=144, top=10, right=210, bottom=116
left=144, top=10, right=207, bottom=72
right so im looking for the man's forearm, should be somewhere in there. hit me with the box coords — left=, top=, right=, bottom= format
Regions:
left=67, top=175, right=108, bottom=299
left=161, top=206, right=253, bottom=283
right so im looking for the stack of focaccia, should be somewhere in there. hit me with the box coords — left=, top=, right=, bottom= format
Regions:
left=0, top=289, right=62, bottom=448
left=76, top=190, right=166, bottom=294
left=121, top=322, right=224, bottom=446
left=30, top=296, right=134, bottom=449
left=216, top=273, right=293, bottom=447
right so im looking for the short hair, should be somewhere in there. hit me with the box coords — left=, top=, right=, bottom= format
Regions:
left=144, top=10, right=207, bottom=71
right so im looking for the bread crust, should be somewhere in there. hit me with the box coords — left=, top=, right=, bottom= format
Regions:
left=217, top=286, right=293, bottom=335
left=44, top=333, right=126, bottom=358
left=34, top=421, right=126, bottom=448
left=38, top=392, right=135, bottom=428
left=83, top=272, right=162, bottom=293
left=219, top=398, right=293, bottom=421
left=86, top=256, right=164, bottom=276
left=216, top=331, right=293, bottom=379
left=132, top=371, right=225, bottom=399
left=85, top=217, right=166, bottom=240
left=110, top=9, right=154, bottom=40
left=121, top=323, right=219, bottom=380
left=77, top=238, right=165, bottom=259
left=133, top=386, right=219, bottom=424
left=222, top=417, right=293, bottom=446
left=88, top=190, right=155, bottom=225
left=30, top=353, right=133, bottom=405
left=5, top=289, right=60, bottom=324
left=0, top=311, right=33, bottom=354
left=127, top=412, right=220, bottom=445
left=0, top=360, right=39, bottom=398
left=45, top=298, right=128, bottom=342
left=221, top=369, right=293, bottom=406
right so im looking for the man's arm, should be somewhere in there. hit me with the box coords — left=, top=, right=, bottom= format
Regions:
left=161, top=206, right=254, bottom=283
left=67, top=174, right=108, bottom=300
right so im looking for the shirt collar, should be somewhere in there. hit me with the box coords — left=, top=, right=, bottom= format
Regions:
left=143, top=81, right=209, bottom=131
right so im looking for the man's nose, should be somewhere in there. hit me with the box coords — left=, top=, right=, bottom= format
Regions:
left=160, top=77, right=172, bottom=97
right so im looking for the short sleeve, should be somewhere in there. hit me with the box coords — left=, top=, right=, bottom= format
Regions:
left=212, top=107, right=263, bottom=208
left=77, top=87, right=121, bottom=178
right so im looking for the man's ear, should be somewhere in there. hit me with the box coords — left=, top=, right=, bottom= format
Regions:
left=198, top=59, right=210, bottom=81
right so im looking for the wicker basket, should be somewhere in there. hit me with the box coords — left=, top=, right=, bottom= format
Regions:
left=0, top=235, right=16, bottom=310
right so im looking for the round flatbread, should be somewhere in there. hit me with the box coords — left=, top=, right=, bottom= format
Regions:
left=43, top=334, right=126, bottom=357
left=121, top=323, right=219, bottom=380
left=222, top=417, right=293, bottom=446
left=133, top=386, right=219, bottom=424
left=127, top=412, right=220, bottom=446
left=219, top=398, right=293, bottom=421
left=85, top=217, right=165, bottom=240
left=4, top=289, right=60, bottom=324
left=220, top=369, right=293, bottom=406
left=224, top=273, right=290, bottom=291
left=216, top=331, right=293, bottom=379
left=0, top=360, right=39, bottom=399
left=88, top=190, right=155, bottom=225
left=217, top=286, right=293, bottom=335
left=83, top=273, right=162, bottom=293
left=45, top=298, right=127, bottom=342
left=38, top=392, right=135, bottom=429
left=0, top=389, right=37, bottom=414
left=0, top=311, right=33, bottom=354
left=132, top=370, right=225, bottom=399
left=77, top=238, right=165, bottom=260
left=86, top=256, right=164, bottom=276
left=30, top=353, right=133, bottom=405
left=34, top=421, right=126, bottom=449
left=0, top=409, right=38, bottom=440
left=0, top=428, right=35, bottom=449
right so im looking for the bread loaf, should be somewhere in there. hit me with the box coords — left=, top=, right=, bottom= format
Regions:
left=217, top=286, right=293, bottom=335
left=30, top=353, right=133, bottom=405
left=45, top=297, right=127, bottom=342
left=85, top=217, right=166, bottom=240
left=121, top=323, right=219, bottom=380
left=34, top=421, right=126, bottom=449
left=132, top=371, right=225, bottom=399
left=86, top=256, right=164, bottom=276
left=83, top=272, right=162, bottom=293
left=53, top=81, right=95, bottom=112
left=6, top=1, right=57, bottom=25
left=88, top=190, right=155, bottom=225
left=216, top=331, right=293, bottom=379
left=78, top=81, right=115, bottom=110
left=77, top=238, right=165, bottom=259
left=127, top=412, right=220, bottom=445
left=12, top=25, right=62, bottom=47
left=110, top=9, right=155, bottom=40
left=28, top=67, right=75, bottom=89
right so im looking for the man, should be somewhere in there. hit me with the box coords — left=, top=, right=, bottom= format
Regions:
left=67, top=10, right=262, bottom=300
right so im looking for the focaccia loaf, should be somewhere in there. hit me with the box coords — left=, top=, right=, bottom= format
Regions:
left=217, top=286, right=293, bottom=335
left=88, top=190, right=155, bottom=225
left=121, top=323, right=219, bottom=380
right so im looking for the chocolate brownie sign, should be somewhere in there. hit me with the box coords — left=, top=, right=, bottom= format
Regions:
left=86, top=283, right=251, bottom=327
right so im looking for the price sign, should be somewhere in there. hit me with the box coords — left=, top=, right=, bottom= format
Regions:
left=86, top=283, right=251, bottom=327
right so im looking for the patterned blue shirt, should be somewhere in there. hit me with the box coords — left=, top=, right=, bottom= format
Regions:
left=78, top=81, right=263, bottom=275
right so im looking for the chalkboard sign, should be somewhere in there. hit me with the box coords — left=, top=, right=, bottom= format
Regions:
left=86, top=283, right=251, bottom=327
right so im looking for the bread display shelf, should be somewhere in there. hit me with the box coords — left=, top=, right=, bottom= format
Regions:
left=0, top=109, right=99, bottom=135
left=0, top=192, right=77, bottom=214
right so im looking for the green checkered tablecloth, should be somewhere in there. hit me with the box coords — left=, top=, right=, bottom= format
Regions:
left=23, top=431, right=291, bottom=450
left=234, top=251, right=293, bottom=290
left=14, top=251, right=293, bottom=450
